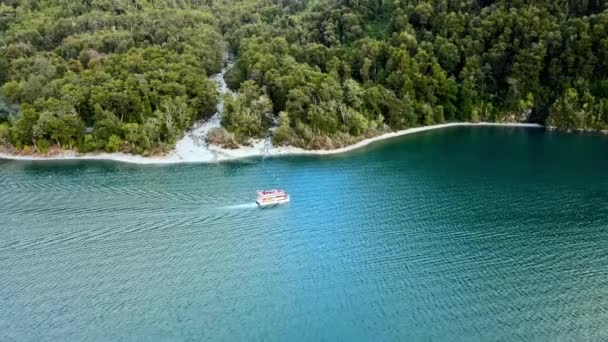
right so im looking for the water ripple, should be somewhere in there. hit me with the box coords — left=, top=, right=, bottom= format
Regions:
left=1, top=127, right=608, bottom=341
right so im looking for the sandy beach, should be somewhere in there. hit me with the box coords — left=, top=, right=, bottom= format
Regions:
left=0, top=122, right=543, bottom=165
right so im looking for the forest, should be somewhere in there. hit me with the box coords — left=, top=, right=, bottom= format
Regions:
left=1, top=0, right=608, bottom=154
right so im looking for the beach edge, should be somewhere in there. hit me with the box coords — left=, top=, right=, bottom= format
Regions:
left=0, top=122, right=543, bottom=165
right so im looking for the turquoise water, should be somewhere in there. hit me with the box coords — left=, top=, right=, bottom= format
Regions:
left=1, top=126, right=608, bottom=341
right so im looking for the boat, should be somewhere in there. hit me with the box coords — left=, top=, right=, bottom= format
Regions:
left=256, top=189, right=290, bottom=207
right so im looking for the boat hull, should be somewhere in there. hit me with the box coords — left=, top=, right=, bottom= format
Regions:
left=256, top=197, right=290, bottom=207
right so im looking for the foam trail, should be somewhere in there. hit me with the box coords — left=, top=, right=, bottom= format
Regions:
left=222, top=203, right=258, bottom=210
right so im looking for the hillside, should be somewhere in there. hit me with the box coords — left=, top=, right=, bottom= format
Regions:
left=1, top=0, right=608, bottom=154
left=0, top=1, right=222, bottom=154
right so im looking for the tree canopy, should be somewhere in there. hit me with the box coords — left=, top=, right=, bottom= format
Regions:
left=0, top=0, right=222, bottom=154
left=1, top=0, right=608, bottom=153
left=221, top=0, right=608, bottom=148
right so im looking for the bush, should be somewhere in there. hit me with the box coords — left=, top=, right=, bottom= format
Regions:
left=347, top=111, right=369, bottom=136
left=207, top=127, right=239, bottom=149
left=35, top=139, right=49, bottom=154
left=434, top=105, right=445, bottom=124
left=294, top=120, right=313, bottom=141
left=332, top=132, right=358, bottom=148
left=0, top=123, right=10, bottom=146
left=306, top=135, right=335, bottom=150
left=364, top=127, right=383, bottom=139
left=105, top=134, right=122, bottom=153
left=80, top=134, right=97, bottom=153
left=272, top=125, right=297, bottom=146
left=235, top=133, right=253, bottom=146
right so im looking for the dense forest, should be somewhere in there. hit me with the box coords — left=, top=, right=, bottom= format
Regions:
left=1, top=0, right=608, bottom=154
left=0, top=0, right=222, bottom=154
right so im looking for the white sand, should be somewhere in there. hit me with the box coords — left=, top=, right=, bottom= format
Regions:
left=0, top=122, right=543, bottom=165
left=0, top=52, right=544, bottom=165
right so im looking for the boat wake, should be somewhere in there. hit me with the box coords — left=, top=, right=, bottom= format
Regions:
left=222, top=203, right=258, bottom=210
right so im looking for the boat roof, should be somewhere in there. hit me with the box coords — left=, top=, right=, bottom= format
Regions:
left=257, top=189, right=286, bottom=195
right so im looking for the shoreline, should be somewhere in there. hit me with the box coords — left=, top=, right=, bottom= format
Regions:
left=0, top=122, right=543, bottom=165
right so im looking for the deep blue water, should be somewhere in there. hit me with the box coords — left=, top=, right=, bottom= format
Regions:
left=1, top=126, right=608, bottom=341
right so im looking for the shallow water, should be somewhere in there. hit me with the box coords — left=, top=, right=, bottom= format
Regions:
left=1, top=126, right=608, bottom=341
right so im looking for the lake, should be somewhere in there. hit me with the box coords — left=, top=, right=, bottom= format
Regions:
left=1, top=126, right=607, bottom=341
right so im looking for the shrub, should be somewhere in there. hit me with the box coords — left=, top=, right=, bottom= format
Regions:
left=272, top=125, right=297, bottom=146
left=80, top=134, right=97, bottom=153
left=207, top=127, right=239, bottom=149
left=105, top=134, right=122, bottom=153
left=332, top=132, right=358, bottom=148
left=294, top=120, right=313, bottom=141
left=21, top=145, right=32, bottom=155
left=306, top=135, right=334, bottom=150
left=35, top=139, right=49, bottom=154
left=0, top=123, right=10, bottom=146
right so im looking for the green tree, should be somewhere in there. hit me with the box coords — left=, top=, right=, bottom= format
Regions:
left=122, top=123, right=140, bottom=149
left=105, top=134, right=122, bottom=152
left=0, top=123, right=10, bottom=146
left=11, top=105, right=39, bottom=147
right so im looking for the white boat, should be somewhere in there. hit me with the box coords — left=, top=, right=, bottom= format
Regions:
left=256, top=189, right=290, bottom=207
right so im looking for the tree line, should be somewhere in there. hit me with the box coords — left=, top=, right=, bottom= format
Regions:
left=220, top=0, right=608, bottom=149
left=1, top=0, right=607, bottom=154
left=0, top=0, right=222, bottom=154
